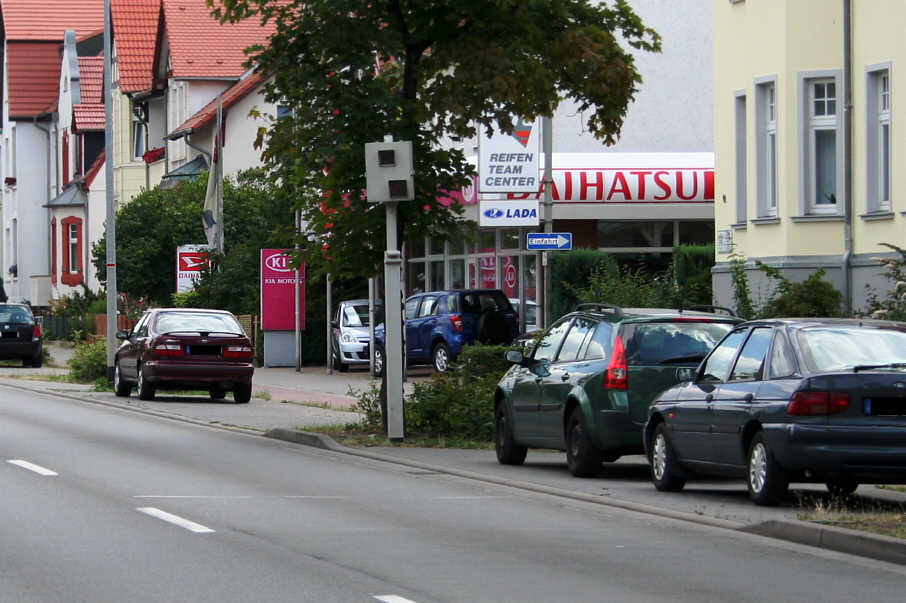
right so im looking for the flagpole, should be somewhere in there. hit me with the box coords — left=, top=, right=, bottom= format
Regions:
left=104, top=0, right=118, bottom=382
left=216, top=94, right=224, bottom=254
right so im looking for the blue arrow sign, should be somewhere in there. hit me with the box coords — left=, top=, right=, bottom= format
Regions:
left=526, top=232, right=572, bottom=250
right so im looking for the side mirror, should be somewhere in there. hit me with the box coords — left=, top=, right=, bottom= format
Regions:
left=115, top=330, right=131, bottom=340
left=505, top=349, right=524, bottom=365
left=330, top=320, right=339, bottom=329
left=675, top=367, right=696, bottom=382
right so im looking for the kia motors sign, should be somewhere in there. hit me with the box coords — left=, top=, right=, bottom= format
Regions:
left=478, top=118, right=541, bottom=194
left=176, top=244, right=211, bottom=293
left=260, top=249, right=305, bottom=331
left=479, top=199, right=540, bottom=227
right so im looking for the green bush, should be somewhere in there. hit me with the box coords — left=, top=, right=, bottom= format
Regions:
left=864, top=243, right=906, bottom=320
left=757, top=264, right=843, bottom=318
left=673, top=244, right=714, bottom=306
left=549, top=248, right=619, bottom=319
left=68, top=339, right=108, bottom=382
left=403, top=344, right=513, bottom=440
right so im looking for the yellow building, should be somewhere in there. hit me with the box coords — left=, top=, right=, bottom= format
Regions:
left=712, top=0, right=905, bottom=314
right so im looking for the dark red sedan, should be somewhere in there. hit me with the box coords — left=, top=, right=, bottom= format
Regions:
left=113, top=308, right=254, bottom=403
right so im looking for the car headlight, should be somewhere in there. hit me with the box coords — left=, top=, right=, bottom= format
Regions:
left=341, top=332, right=354, bottom=343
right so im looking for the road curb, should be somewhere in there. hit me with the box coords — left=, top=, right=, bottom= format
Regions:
left=741, top=520, right=906, bottom=566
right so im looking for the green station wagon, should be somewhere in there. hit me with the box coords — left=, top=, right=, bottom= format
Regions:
left=495, top=304, right=741, bottom=477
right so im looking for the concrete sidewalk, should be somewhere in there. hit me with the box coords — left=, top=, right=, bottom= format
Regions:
left=4, top=341, right=905, bottom=567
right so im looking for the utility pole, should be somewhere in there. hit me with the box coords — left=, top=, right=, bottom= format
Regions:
left=103, top=0, right=118, bottom=381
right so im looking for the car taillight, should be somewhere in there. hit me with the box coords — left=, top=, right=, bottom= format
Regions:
left=32, top=324, right=42, bottom=339
left=604, top=335, right=628, bottom=390
left=152, top=343, right=185, bottom=358
left=449, top=314, right=464, bottom=332
left=787, top=391, right=850, bottom=415
left=223, top=345, right=253, bottom=360
left=673, top=317, right=712, bottom=323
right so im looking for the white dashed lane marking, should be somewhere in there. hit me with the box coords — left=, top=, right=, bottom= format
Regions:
left=7, top=460, right=58, bottom=476
left=136, top=507, right=216, bottom=534
left=374, top=596, right=418, bottom=603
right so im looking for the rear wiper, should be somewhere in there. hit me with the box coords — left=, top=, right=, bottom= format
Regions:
left=852, top=363, right=906, bottom=372
left=659, top=354, right=706, bottom=365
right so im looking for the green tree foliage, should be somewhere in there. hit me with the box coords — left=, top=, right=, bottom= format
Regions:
left=93, top=170, right=295, bottom=311
left=862, top=243, right=906, bottom=320
left=672, top=244, right=714, bottom=306
left=756, top=264, right=843, bottom=318
left=549, top=248, right=620, bottom=318
left=728, top=251, right=756, bottom=319
left=210, top=0, right=661, bottom=281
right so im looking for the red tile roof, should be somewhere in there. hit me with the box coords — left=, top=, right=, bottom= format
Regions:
left=78, top=56, right=104, bottom=103
left=1, top=0, right=104, bottom=41
left=111, top=0, right=160, bottom=93
left=6, top=41, right=62, bottom=117
left=162, top=0, right=276, bottom=78
left=73, top=104, right=105, bottom=132
left=170, top=70, right=264, bottom=137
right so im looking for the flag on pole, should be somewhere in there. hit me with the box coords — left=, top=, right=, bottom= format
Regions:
left=202, top=95, right=224, bottom=251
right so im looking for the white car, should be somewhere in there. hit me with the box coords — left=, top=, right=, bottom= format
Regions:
left=330, top=299, right=381, bottom=372
left=509, top=298, right=538, bottom=334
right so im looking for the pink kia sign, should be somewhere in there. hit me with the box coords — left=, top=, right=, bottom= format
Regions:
left=260, top=249, right=305, bottom=331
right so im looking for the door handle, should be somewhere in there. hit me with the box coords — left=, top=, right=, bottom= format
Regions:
left=744, top=393, right=754, bottom=402
left=561, top=373, right=570, bottom=381
left=705, top=393, right=713, bottom=402
left=535, top=377, right=543, bottom=384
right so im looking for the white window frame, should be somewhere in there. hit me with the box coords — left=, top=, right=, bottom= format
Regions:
left=754, top=76, right=778, bottom=217
left=67, top=223, right=79, bottom=274
left=734, top=90, right=747, bottom=225
left=132, top=113, right=145, bottom=160
left=866, top=64, right=891, bottom=213
left=798, top=71, right=843, bottom=216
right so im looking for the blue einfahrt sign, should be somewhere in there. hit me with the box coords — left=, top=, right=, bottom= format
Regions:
left=526, top=232, right=572, bottom=250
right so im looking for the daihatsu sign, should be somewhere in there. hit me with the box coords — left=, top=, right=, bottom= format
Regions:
left=504, top=152, right=714, bottom=204
left=478, top=118, right=541, bottom=194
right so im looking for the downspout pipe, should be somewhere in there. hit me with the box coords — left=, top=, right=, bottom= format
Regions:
left=33, top=114, right=54, bottom=279
left=842, top=0, right=853, bottom=315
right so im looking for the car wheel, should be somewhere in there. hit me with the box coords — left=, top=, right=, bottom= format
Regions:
left=22, top=356, right=32, bottom=367
left=650, top=423, right=686, bottom=492
left=826, top=478, right=859, bottom=497
left=373, top=345, right=385, bottom=377
left=209, top=387, right=227, bottom=400
left=433, top=342, right=451, bottom=373
left=233, top=382, right=252, bottom=404
left=31, top=352, right=42, bottom=368
left=566, top=407, right=602, bottom=478
left=137, top=364, right=155, bottom=401
left=113, top=361, right=131, bottom=397
left=337, top=357, right=349, bottom=373
left=747, top=432, right=788, bottom=506
left=495, top=404, right=527, bottom=465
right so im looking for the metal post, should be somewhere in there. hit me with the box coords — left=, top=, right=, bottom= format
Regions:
left=368, top=277, right=375, bottom=373
left=295, top=210, right=303, bottom=372
left=541, top=115, right=553, bottom=329
left=384, top=244, right=404, bottom=442
left=326, top=273, right=333, bottom=375
left=104, top=0, right=118, bottom=381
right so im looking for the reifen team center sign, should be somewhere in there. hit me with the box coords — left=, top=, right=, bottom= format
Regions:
left=478, top=118, right=541, bottom=194
left=260, top=249, right=305, bottom=331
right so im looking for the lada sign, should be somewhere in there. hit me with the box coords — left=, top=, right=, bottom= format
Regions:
left=479, top=199, right=540, bottom=227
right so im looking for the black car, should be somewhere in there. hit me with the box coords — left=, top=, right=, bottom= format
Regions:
left=0, top=303, right=43, bottom=367
left=645, top=318, right=906, bottom=506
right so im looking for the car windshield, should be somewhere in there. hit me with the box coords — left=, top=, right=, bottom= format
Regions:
left=342, top=304, right=371, bottom=327
left=155, top=312, right=243, bottom=335
left=623, top=321, right=735, bottom=366
left=0, top=305, right=31, bottom=323
left=798, top=326, right=906, bottom=372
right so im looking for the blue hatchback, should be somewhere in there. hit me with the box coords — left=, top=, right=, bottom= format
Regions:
left=374, top=289, right=518, bottom=375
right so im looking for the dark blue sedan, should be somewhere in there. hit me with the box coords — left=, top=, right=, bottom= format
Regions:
left=644, top=318, right=906, bottom=505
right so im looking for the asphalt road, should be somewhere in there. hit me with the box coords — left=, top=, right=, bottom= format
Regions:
left=3, top=385, right=906, bottom=602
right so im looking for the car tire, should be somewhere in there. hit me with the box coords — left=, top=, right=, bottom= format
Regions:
left=826, top=478, right=859, bottom=497
left=373, top=345, right=385, bottom=377
left=233, top=382, right=252, bottom=404
left=113, top=361, right=131, bottom=397
left=337, top=357, right=349, bottom=373
left=136, top=364, right=155, bottom=401
left=566, top=407, right=602, bottom=478
left=432, top=341, right=451, bottom=373
left=31, top=352, right=42, bottom=368
left=747, top=432, right=788, bottom=506
left=209, top=387, right=227, bottom=400
left=495, top=404, right=527, bottom=465
left=649, top=423, right=686, bottom=492
left=22, top=356, right=32, bottom=367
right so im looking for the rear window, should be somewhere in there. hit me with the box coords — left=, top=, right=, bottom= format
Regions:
left=622, top=321, right=734, bottom=365
left=155, top=312, right=243, bottom=335
left=0, top=305, right=32, bottom=323
left=797, top=326, right=906, bottom=372
left=459, top=291, right=513, bottom=314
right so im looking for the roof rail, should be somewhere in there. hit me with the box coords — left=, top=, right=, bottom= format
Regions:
left=574, top=303, right=624, bottom=317
left=685, top=304, right=737, bottom=317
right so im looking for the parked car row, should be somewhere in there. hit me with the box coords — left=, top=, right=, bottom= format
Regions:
left=0, top=302, right=44, bottom=367
left=496, top=305, right=906, bottom=506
